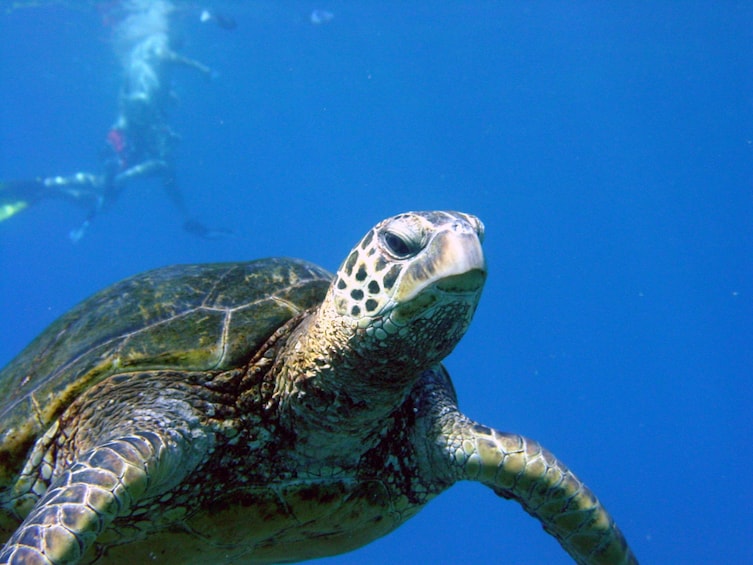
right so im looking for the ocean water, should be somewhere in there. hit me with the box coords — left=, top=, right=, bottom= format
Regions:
left=0, top=2, right=751, bottom=563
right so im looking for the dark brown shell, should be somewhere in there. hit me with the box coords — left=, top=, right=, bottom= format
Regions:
left=0, top=258, right=331, bottom=488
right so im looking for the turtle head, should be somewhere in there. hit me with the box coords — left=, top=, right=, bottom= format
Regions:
left=330, top=210, right=486, bottom=372
left=276, top=211, right=486, bottom=459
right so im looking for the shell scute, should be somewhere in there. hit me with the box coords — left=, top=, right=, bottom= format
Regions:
left=0, top=258, right=332, bottom=489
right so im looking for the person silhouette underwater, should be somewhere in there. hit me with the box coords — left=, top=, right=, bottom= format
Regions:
left=0, top=0, right=234, bottom=241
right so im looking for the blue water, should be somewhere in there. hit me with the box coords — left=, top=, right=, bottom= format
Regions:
left=1, top=2, right=751, bottom=563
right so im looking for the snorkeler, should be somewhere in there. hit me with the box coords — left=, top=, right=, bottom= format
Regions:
left=0, top=0, right=233, bottom=241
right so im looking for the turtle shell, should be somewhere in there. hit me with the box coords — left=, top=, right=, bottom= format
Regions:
left=0, top=258, right=332, bottom=488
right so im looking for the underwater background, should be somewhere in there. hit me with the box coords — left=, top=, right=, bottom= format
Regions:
left=0, top=2, right=751, bottom=563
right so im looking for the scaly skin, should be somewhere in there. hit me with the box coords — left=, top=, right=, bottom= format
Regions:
left=0, top=370, right=216, bottom=564
left=0, top=212, right=637, bottom=564
left=415, top=365, right=637, bottom=565
left=1, top=434, right=173, bottom=564
left=456, top=428, right=634, bottom=564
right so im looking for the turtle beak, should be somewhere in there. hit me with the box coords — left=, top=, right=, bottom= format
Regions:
left=395, top=214, right=487, bottom=303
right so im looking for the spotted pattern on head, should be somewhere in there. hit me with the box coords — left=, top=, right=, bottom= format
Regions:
left=331, top=211, right=486, bottom=333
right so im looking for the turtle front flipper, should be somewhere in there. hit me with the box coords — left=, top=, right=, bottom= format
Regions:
left=1, top=370, right=216, bottom=564
left=0, top=431, right=199, bottom=564
left=456, top=426, right=636, bottom=565
left=414, top=366, right=636, bottom=564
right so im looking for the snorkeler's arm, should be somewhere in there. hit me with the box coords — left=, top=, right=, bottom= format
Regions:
left=164, top=49, right=213, bottom=77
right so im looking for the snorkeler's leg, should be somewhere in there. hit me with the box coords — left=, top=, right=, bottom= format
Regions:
left=49, top=173, right=106, bottom=242
left=0, top=173, right=104, bottom=241
left=161, top=165, right=190, bottom=217
left=160, top=168, right=235, bottom=239
left=0, top=178, right=46, bottom=222
left=182, top=218, right=237, bottom=239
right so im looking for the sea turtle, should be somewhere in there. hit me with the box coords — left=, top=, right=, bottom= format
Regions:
left=0, top=211, right=636, bottom=564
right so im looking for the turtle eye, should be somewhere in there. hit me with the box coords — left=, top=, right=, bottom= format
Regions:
left=384, top=232, right=411, bottom=257
left=382, top=229, right=423, bottom=259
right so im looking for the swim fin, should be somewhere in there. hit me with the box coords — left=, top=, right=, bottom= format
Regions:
left=0, top=179, right=46, bottom=222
